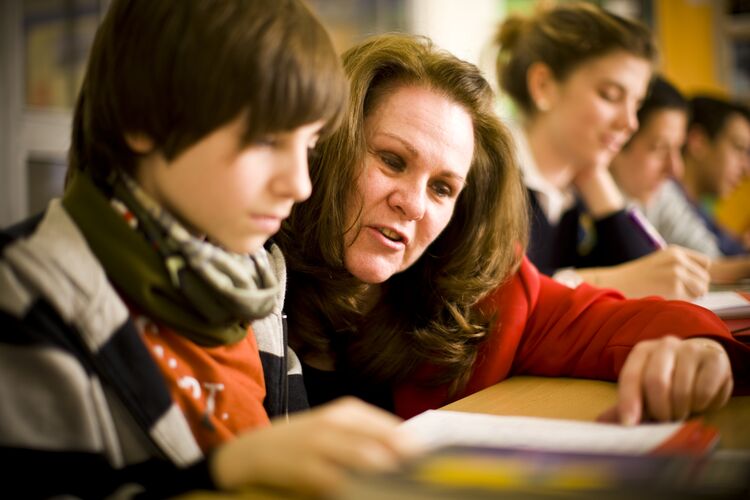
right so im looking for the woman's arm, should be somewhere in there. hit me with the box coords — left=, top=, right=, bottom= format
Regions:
left=483, top=258, right=749, bottom=424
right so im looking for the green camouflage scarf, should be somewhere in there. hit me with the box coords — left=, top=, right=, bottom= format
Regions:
left=62, top=171, right=279, bottom=346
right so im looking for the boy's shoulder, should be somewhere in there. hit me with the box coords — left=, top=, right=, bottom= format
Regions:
left=1, top=212, right=45, bottom=253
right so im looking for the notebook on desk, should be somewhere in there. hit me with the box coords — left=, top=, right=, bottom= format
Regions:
left=400, top=410, right=719, bottom=457
left=340, top=445, right=750, bottom=499
left=339, top=411, right=747, bottom=499
left=692, top=291, right=750, bottom=320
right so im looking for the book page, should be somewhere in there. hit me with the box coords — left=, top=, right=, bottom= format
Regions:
left=401, top=410, right=684, bottom=455
left=691, top=291, right=750, bottom=318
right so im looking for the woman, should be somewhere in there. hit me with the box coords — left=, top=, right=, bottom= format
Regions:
left=0, top=1, right=412, bottom=497
left=610, top=76, right=750, bottom=283
left=277, top=32, right=750, bottom=430
left=495, top=2, right=711, bottom=300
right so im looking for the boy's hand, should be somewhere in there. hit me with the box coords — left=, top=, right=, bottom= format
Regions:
left=211, top=397, right=422, bottom=495
left=598, top=336, right=733, bottom=425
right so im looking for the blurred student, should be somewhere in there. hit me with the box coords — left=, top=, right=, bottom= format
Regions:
left=682, top=95, right=750, bottom=256
left=495, top=2, right=710, bottom=300
left=0, top=1, right=413, bottom=498
left=611, top=76, right=750, bottom=283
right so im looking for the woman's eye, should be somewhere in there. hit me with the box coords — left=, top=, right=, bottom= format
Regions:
left=431, top=181, right=453, bottom=198
left=379, top=152, right=405, bottom=171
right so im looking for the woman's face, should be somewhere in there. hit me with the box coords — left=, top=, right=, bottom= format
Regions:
left=610, top=109, right=687, bottom=204
left=539, top=50, right=652, bottom=171
left=343, top=85, right=474, bottom=284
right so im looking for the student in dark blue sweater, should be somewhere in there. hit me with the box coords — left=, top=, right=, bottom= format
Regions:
left=494, top=2, right=711, bottom=300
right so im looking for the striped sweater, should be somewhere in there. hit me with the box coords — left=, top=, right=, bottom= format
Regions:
left=0, top=200, right=306, bottom=498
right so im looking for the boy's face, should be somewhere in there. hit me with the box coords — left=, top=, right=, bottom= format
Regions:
left=702, top=113, right=750, bottom=197
left=610, top=109, right=686, bottom=205
left=134, top=115, right=323, bottom=253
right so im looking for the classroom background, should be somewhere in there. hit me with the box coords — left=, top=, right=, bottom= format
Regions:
left=0, top=0, right=748, bottom=229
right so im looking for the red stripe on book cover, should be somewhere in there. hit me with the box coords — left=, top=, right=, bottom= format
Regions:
left=651, top=419, right=719, bottom=456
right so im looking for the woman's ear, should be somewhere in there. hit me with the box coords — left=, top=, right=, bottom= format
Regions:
left=526, top=62, right=556, bottom=113
left=124, top=132, right=155, bottom=154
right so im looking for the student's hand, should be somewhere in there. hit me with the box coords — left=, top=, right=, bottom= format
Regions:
left=572, top=165, right=626, bottom=219
left=709, top=255, right=750, bottom=284
left=210, top=397, right=422, bottom=496
left=598, top=336, right=733, bottom=425
left=579, top=246, right=711, bottom=300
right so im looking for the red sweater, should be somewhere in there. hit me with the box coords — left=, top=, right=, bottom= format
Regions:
left=394, top=256, right=750, bottom=418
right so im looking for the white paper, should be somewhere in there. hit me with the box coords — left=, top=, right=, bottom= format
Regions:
left=691, top=291, right=750, bottom=318
left=401, top=410, right=683, bottom=455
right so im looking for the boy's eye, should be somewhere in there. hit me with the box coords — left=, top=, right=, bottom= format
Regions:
left=599, top=86, right=622, bottom=102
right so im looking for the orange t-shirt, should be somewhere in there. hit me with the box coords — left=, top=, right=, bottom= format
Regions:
left=134, top=312, right=271, bottom=452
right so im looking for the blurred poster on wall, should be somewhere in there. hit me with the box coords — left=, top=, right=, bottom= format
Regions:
left=24, top=0, right=101, bottom=110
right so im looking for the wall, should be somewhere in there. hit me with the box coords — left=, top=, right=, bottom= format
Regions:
left=655, top=0, right=727, bottom=96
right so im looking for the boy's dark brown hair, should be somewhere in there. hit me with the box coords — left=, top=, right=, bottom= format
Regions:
left=68, top=0, right=347, bottom=186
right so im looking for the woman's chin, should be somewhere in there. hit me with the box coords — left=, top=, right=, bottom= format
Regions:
left=346, top=261, right=397, bottom=284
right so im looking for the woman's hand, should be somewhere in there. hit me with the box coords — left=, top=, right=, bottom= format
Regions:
left=210, top=397, right=421, bottom=496
left=578, top=246, right=711, bottom=300
left=599, top=336, right=733, bottom=425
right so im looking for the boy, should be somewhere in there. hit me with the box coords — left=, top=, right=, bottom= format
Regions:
left=0, top=1, right=410, bottom=497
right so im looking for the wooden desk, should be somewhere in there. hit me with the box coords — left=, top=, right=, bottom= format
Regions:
left=179, top=377, right=750, bottom=499
left=443, top=376, right=750, bottom=450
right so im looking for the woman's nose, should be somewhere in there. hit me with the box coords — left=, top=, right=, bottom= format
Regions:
left=619, top=101, right=639, bottom=134
left=389, top=181, right=426, bottom=221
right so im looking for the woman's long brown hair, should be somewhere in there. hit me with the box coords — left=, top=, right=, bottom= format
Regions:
left=277, top=33, right=528, bottom=392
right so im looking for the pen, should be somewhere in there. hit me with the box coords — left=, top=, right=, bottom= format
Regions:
left=626, top=206, right=667, bottom=250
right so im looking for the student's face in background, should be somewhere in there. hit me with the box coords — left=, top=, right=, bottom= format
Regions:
left=610, top=109, right=687, bottom=204
left=694, top=113, right=750, bottom=197
left=133, top=115, right=323, bottom=254
left=536, top=50, right=651, bottom=171
left=343, top=85, right=474, bottom=284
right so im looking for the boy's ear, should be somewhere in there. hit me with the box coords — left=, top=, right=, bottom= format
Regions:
left=125, top=132, right=155, bottom=154
left=527, top=62, right=557, bottom=113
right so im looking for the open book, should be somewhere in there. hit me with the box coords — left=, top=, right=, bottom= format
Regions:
left=401, top=410, right=718, bottom=456
left=691, top=291, right=750, bottom=319
left=339, top=411, right=746, bottom=499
